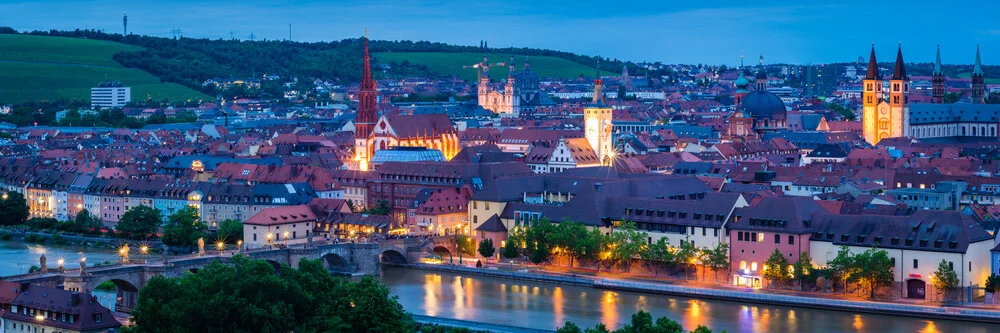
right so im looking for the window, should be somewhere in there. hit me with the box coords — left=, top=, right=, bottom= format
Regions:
left=702, top=228, right=706, bottom=236
left=738, top=232, right=744, bottom=241
left=740, top=261, right=747, bottom=270
left=948, top=262, right=954, bottom=271
left=788, top=235, right=794, bottom=245
left=913, top=259, right=919, bottom=269
left=774, top=234, right=780, bottom=244
left=751, top=262, right=758, bottom=271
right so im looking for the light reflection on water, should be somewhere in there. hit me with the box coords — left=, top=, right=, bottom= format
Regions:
left=382, top=266, right=1000, bottom=333
left=0, top=240, right=119, bottom=276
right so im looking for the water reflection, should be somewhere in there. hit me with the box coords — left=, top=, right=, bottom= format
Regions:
left=382, top=266, right=1000, bottom=333
left=0, top=240, right=119, bottom=276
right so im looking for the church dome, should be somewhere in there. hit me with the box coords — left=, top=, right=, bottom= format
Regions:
left=737, top=90, right=787, bottom=120
left=734, top=69, right=750, bottom=92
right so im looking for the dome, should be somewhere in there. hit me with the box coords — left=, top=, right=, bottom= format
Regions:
left=737, top=91, right=786, bottom=120
left=734, top=69, right=750, bottom=91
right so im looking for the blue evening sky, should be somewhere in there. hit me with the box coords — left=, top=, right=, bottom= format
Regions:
left=1, top=0, right=996, bottom=66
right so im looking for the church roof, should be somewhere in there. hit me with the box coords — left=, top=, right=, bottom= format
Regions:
left=384, top=114, right=455, bottom=138
left=909, top=103, right=1000, bottom=125
left=974, top=45, right=984, bottom=76
left=892, top=45, right=907, bottom=80
left=865, top=45, right=881, bottom=80
left=737, top=90, right=787, bottom=120
left=933, top=45, right=943, bottom=76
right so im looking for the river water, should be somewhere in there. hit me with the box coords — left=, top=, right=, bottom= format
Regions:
left=381, top=266, right=1000, bottom=333
left=2, top=242, right=998, bottom=332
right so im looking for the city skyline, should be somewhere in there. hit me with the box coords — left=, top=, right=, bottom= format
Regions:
left=1, top=0, right=997, bottom=66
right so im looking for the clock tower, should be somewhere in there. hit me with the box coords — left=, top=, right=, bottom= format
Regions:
left=584, top=68, right=614, bottom=165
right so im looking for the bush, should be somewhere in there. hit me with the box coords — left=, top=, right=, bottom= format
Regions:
left=0, top=231, right=11, bottom=241
left=27, top=217, right=59, bottom=230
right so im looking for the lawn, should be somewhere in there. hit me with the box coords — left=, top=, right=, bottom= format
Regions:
left=0, top=34, right=210, bottom=104
left=374, top=52, right=599, bottom=81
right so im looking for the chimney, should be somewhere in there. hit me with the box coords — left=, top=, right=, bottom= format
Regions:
left=71, top=292, right=80, bottom=306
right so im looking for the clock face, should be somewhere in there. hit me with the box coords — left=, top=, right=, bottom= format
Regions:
left=879, top=106, right=888, bottom=115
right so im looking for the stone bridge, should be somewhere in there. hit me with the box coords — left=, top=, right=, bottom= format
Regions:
left=1, top=236, right=457, bottom=312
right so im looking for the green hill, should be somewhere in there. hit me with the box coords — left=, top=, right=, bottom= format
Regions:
left=374, top=52, right=600, bottom=81
left=954, top=72, right=1000, bottom=84
left=0, top=34, right=210, bottom=104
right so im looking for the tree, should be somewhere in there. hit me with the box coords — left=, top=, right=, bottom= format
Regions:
left=129, top=256, right=412, bottom=333
left=932, top=259, right=960, bottom=302
left=703, top=243, right=730, bottom=283
left=640, top=237, right=675, bottom=277
left=827, top=245, right=855, bottom=292
left=161, top=207, right=207, bottom=247
left=792, top=252, right=813, bottom=290
left=456, top=235, right=476, bottom=257
left=502, top=228, right=524, bottom=260
left=987, top=274, right=1000, bottom=293
left=477, top=238, right=496, bottom=259
left=851, top=248, right=894, bottom=298
left=675, top=237, right=699, bottom=279
left=0, top=192, right=29, bottom=226
left=606, top=222, right=647, bottom=273
left=73, top=209, right=103, bottom=234
left=116, top=205, right=162, bottom=239
left=216, top=218, right=243, bottom=242
left=364, top=200, right=391, bottom=216
left=763, top=249, right=791, bottom=288
left=550, top=220, right=595, bottom=268
left=524, top=218, right=556, bottom=264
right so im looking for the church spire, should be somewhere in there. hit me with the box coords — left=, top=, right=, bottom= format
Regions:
left=933, top=45, right=942, bottom=76
left=974, top=44, right=984, bottom=76
left=592, top=58, right=605, bottom=104
left=865, top=44, right=881, bottom=80
left=891, top=44, right=907, bottom=80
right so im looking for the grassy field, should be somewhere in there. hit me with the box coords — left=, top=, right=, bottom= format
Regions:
left=954, top=72, right=1000, bottom=84
left=0, top=34, right=210, bottom=104
left=374, top=52, right=599, bottom=81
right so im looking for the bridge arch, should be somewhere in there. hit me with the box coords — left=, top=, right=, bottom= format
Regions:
left=89, top=277, right=141, bottom=313
left=381, top=249, right=408, bottom=264
left=265, top=259, right=282, bottom=271
left=322, top=253, right=350, bottom=272
left=432, top=245, right=452, bottom=257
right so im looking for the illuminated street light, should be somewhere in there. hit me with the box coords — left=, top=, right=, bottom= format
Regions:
left=216, top=241, right=225, bottom=251
left=139, top=246, right=149, bottom=255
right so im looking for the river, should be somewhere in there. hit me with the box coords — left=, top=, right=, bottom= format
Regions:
left=2, top=242, right=998, bottom=332
left=380, top=266, right=1000, bottom=333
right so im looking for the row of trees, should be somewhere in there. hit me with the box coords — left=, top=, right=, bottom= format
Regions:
left=0, top=100, right=201, bottom=128
left=482, top=219, right=730, bottom=281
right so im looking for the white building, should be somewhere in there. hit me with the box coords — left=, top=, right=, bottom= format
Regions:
left=90, top=82, right=131, bottom=109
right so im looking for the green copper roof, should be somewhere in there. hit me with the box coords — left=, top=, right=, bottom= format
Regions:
left=933, top=45, right=942, bottom=76
left=974, top=45, right=983, bottom=76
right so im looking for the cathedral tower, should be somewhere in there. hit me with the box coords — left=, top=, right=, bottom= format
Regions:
left=972, top=45, right=985, bottom=104
left=862, top=45, right=884, bottom=145
left=476, top=46, right=491, bottom=108
left=932, top=45, right=945, bottom=104
left=354, top=32, right=378, bottom=171
left=584, top=65, right=614, bottom=165
left=863, top=45, right=909, bottom=145
left=734, top=55, right=750, bottom=106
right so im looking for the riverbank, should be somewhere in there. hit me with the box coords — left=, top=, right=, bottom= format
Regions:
left=412, top=315, right=554, bottom=333
left=398, top=263, right=1000, bottom=324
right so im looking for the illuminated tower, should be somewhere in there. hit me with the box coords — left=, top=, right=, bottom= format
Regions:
left=932, top=45, right=944, bottom=104
left=972, top=45, right=985, bottom=104
left=477, top=42, right=491, bottom=108
left=888, top=44, right=909, bottom=139
left=354, top=31, right=378, bottom=171
left=862, top=45, right=884, bottom=145
left=584, top=64, right=614, bottom=165
left=504, top=55, right=520, bottom=117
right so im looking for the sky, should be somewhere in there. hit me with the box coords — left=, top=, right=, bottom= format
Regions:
left=1, top=0, right=998, bottom=66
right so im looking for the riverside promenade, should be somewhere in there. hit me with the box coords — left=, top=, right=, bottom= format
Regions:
left=400, top=263, right=1000, bottom=323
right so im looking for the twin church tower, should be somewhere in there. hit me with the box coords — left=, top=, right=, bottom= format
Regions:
left=862, top=45, right=987, bottom=145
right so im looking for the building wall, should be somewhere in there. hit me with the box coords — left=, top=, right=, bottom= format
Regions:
left=468, top=199, right=507, bottom=236
left=811, top=240, right=993, bottom=298
left=244, top=221, right=314, bottom=248
left=730, top=231, right=811, bottom=284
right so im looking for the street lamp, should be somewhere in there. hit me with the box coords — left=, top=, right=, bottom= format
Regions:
left=216, top=241, right=225, bottom=251
left=139, top=246, right=149, bottom=255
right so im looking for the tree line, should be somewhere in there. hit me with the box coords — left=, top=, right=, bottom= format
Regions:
left=482, top=218, right=730, bottom=281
